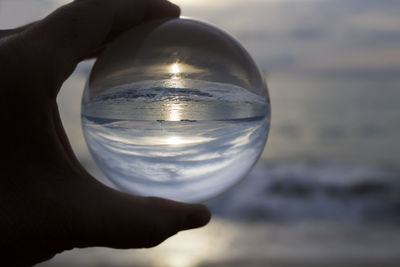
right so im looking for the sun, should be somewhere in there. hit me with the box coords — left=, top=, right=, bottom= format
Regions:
left=170, top=63, right=182, bottom=80
left=171, top=63, right=181, bottom=74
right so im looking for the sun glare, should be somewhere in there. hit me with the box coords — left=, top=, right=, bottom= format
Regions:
left=167, top=103, right=182, bottom=121
left=171, top=63, right=181, bottom=74
left=170, top=63, right=181, bottom=80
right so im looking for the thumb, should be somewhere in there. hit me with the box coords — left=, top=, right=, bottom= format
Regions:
left=67, top=182, right=211, bottom=249
left=5, top=0, right=180, bottom=96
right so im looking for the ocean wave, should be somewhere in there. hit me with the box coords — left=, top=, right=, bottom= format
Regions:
left=208, top=162, right=400, bottom=222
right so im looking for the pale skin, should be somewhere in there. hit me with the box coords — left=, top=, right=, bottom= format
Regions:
left=0, top=0, right=211, bottom=265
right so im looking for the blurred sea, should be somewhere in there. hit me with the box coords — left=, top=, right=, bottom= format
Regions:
left=1, top=0, right=400, bottom=266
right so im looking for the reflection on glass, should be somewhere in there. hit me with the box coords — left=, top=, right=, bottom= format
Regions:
left=165, top=136, right=184, bottom=146
left=167, top=102, right=182, bottom=121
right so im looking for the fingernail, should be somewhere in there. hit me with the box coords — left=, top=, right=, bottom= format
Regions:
left=184, top=207, right=211, bottom=229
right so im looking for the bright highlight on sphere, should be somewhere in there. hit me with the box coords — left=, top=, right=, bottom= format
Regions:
left=81, top=18, right=271, bottom=203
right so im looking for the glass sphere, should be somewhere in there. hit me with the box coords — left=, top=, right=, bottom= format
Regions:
left=81, top=18, right=270, bottom=203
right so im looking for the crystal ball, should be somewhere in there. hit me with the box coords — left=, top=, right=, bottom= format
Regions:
left=81, top=18, right=270, bottom=203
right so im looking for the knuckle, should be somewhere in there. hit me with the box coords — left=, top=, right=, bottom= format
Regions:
left=0, top=33, right=62, bottom=97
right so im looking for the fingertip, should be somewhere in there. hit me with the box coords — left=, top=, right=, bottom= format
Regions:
left=148, top=0, right=181, bottom=19
left=166, top=1, right=181, bottom=17
left=142, top=197, right=211, bottom=230
left=183, top=204, right=212, bottom=230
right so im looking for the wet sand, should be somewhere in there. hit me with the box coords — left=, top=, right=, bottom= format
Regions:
left=39, top=218, right=400, bottom=267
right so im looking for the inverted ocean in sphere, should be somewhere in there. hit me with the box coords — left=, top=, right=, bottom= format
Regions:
left=82, top=18, right=270, bottom=203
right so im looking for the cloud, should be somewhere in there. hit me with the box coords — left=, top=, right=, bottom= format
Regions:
left=227, top=0, right=400, bottom=74
left=349, top=30, right=400, bottom=47
left=3, top=0, right=398, bottom=76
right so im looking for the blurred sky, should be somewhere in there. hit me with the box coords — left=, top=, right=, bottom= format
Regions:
left=1, top=0, right=400, bottom=76
left=175, top=0, right=400, bottom=77
left=1, top=0, right=400, bottom=167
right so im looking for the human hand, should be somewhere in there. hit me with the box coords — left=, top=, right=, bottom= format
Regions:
left=0, top=1, right=210, bottom=265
